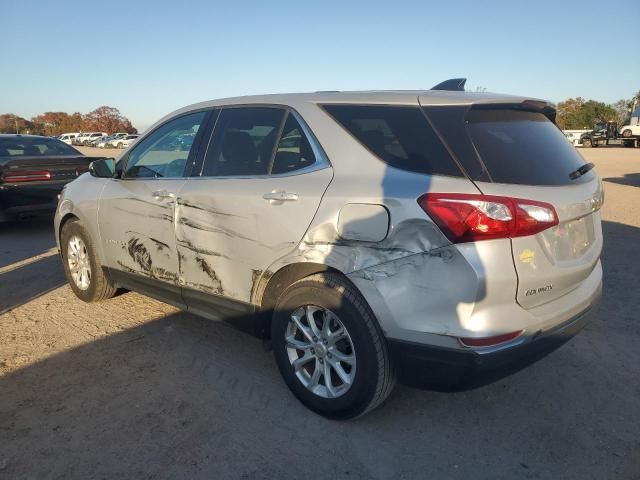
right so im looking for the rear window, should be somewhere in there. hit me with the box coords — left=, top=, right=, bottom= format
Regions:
left=467, top=109, right=594, bottom=185
left=425, top=107, right=594, bottom=186
left=322, top=105, right=464, bottom=177
left=0, top=137, right=80, bottom=157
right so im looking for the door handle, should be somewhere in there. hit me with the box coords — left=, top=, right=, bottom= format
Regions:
left=152, top=190, right=176, bottom=200
left=262, top=191, right=298, bottom=202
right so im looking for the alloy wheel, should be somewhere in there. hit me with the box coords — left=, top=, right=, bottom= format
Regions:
left=67, top=235, right=91, bottom=290
left=285, top=305, right=356, bottom=399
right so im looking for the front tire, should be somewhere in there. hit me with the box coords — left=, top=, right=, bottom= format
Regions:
left=271, top=273, right=395, bottom=419
left=582, top=137, right=592, bottom=147
left=622, top=129, right=632, bottom=138
left=61, top=219, right=116, bottom=302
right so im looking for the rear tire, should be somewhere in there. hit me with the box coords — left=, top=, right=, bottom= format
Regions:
left=271, top=273, right=395, bottom=419
left=61, top=219, right=116, bottom=302
left=582, top=137, right=592, bottom=147
left=622, top=129, right=632, bottom=138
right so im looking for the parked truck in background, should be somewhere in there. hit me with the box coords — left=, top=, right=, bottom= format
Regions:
left=569, top=100, right=640, bottom=148
left=578, top=121, right=619, bottom=147
left=618, top=100, right=640, bottom=142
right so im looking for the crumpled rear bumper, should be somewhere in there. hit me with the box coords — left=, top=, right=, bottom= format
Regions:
left=388, top=296, right=600, bottom=391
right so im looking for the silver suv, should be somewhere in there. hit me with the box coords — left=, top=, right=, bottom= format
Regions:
left=55, top=81, right=603, bottom=419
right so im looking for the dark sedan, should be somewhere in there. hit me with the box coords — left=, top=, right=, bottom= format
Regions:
left=0, top=135, right=104, bottom=222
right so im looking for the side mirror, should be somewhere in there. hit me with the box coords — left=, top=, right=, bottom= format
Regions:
left=89, top=158, right=116, bottom=178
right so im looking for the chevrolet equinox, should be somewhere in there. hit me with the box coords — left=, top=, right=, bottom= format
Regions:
left=55, top=80, right=603, bottom=419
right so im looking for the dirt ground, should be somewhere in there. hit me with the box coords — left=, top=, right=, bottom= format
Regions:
left=1, top=147, right=639, bottom=479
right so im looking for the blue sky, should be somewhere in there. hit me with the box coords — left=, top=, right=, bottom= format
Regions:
left=2, top=0, right=638, bottom=130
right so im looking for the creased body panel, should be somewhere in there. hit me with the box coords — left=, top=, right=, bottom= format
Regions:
left=176, top=168, right=332, bottom=304
left=348, top=239, right=518, bottom=344
left=262, top=166, right=481, bottom=278
left=98, top=179, right=185, bottom=287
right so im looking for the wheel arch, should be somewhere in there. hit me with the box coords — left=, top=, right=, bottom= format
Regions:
left=256, top=262, right=345, bottom=312
left=57, top=209, right=106, bottom=266
left=58, top=212, right=80, bottom=245
left=255, top=262, right=366, bottom=341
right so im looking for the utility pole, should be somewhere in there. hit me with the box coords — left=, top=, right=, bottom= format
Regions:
left=14, top=115, right=19, bottom=134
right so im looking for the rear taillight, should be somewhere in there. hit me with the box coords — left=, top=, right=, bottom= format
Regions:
left=1, top=171, right=52, bottom=183
left=459, top=330, right=524, bottom=348
left=417, top=193, right=559, bottom=243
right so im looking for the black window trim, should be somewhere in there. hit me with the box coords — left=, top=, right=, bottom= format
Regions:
left=119, top=108, right=213, bottom=181
left=189, top=108, right=221, bottom=177
left=193, top=103, right=331, bottom=180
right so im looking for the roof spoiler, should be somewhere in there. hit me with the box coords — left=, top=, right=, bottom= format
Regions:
left=431, top=78, right=466, bottom=91
left=470, top=99, right=558, bottom=124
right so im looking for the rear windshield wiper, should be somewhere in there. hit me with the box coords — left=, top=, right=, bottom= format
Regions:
left=569, top=162, right=594, bottom=180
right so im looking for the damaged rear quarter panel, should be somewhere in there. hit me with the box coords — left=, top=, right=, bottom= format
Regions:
left=256, top=127, right=498, bottom=342
left=348, top=238, right=520, bottom=343
left=254, top=102, right=500, bottom=340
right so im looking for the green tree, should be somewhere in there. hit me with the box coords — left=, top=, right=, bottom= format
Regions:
left=611, top=99, right=631, bottom=125
left=556, top=98, right=618, bottom=130
left=581, top=100, right=618, bottom=127
left=556, top=97, right=585, bottom=129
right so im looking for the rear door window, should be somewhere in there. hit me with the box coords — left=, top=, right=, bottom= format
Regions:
left=321, top=104, right=463, bottom=177
left=201, top=107, right=285, bottom=177
left=466, top=109, right=594, bottom=185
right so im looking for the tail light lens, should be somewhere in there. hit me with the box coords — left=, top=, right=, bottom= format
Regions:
left=1, top=171, right=52, bottom=183
left=418, top=193, right=559, bottom=243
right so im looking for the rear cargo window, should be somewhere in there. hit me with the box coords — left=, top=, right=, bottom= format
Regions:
left=466, top=109, right=595, bottom=185
left=0, top=137, right=80, bottom=157
left=322, top=105, right=464, bottom=177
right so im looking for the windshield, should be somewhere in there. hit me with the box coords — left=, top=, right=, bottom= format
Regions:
left=0, top=137, right=82, bottom=157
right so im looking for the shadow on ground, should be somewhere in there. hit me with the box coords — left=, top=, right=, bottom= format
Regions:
left=0, top=215, right=56, bottom=268
left=604, top=173, right=640, bottom=188
left=0, top=215, right=65, bottom=313
left=0, top=221, right=639, bottom=479
left=0, top=254, right=66, bottom=314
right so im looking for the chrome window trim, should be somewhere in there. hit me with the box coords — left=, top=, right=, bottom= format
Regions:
left=185, top=163, right=331, bottom=181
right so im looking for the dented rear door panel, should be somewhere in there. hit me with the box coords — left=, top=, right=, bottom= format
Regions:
left=176, top=168, right=333, bottom=308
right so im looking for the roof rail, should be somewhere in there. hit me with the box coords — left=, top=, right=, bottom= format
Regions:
left=431, top=78, right=466, bottom=91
